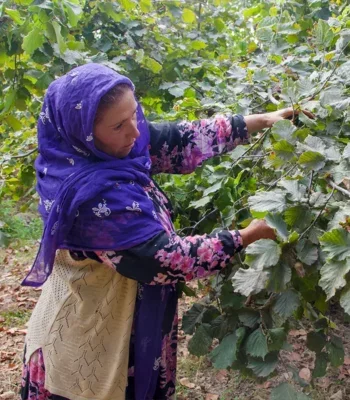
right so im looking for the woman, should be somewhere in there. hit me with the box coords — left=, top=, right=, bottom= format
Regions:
left=21, top=63, right=295, bottom=400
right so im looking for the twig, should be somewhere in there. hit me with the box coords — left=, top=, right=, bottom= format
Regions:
left=191, top=207, right=218, bottom=235
left=8, top=148, right=38, bottom=159
left=309, top=41, right=350, bottom=101
left=299, top=188, right=335, bottom=240
left=264, top=165, right=297, bottom=190
left=229, top=129, right=270, bottom=173
left=307, top=170, right=314, bottom=204
left=327, top=179, right=350, bottom=198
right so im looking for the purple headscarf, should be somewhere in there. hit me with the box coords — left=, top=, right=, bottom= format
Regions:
left=22, top=63, right=165, bottom=286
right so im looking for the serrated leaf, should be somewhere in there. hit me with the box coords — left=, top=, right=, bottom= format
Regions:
left=326, top=335, right=344, bottom=367
left=188, top=324, right=212, bottom=356
left=209, top=329, right=245, bottom=369
left=273, top=140, right=295, bottom=160
left=144, top=56, right=162, bottom=73
left=272, top=290, right=300, bottom=318
left=220, top=282, right=245, bottom=310
left=279, top=180, right=307, bottom=202
left=343, top=143, right=350, bottom=159
left=246, top=328, right=268, bottom=359
left=271, top=120, right=297, bottom=142
left=189, top=196, right=211, bottom=209
left=22, top=27, right=45, bottom=55
left=64, top=1, right=83, bottom=27
left=214, top=18, right=225, bottom=32
left=298, top=111, right=317, bottom=127
left=238, top=309, right=260, bottom=328
left=267, top=263, right=292, bottom=292
left=52, top=21, right=67, bottom=53
left=340, top=285, right=350, bottom=316
left=247, top=352, right=278, bottom=377
left=191, top=40, right=207, bottom=50
left=315, top=19, right=334, bottom=48
left=182, top=8, right=197, bottom=23
left=268, top=328, right=287, bottom=351
left=271, top=383, right=310, bottom=400
left=298, top=151, right=325, bottom=171
left=319, top=260, right=350, bottom=300
left=313, top=352, right=328, bottom=378
left=306, top=331, right=326, bottom=353
left=296, top=240, right=318, bottom=265
left=248, top=191, right=286, bottom=213
left=256, top=27, right=274, bottom=42
left=182, top=303, right=206, bottom=334
left=203, top=181, right=222, bottom=196
left=168, top=86, right=185, bottom=97
left=284, top=205, right=311, bottom=228
left=245, top=239, right=281, bottom=269
left=320, top=229, right=350, bottom=261
left=265, top=213, right=289, bottom=241
left=232, top=267, right=269, bottom=296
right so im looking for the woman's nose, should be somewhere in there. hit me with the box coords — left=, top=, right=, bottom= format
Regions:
left=131, top=120, right=140, bottom=139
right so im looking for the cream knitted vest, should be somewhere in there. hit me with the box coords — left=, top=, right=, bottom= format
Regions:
left=25, top=250, right=137, bottom=400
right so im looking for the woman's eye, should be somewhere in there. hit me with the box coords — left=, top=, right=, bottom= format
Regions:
left=113, top=124, right=123, bottom=131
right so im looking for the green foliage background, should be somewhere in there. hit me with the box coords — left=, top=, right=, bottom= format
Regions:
left=1, top=0, right=350, bottom=397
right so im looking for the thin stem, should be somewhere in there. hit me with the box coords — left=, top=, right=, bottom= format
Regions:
left=327, top=179, right=350, bottom=198
left=9, top=148, right=38, bottom=159
left=299, top=188, right=335, bottom=240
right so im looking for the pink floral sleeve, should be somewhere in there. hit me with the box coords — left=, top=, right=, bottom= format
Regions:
left=100, top=229, right=243, bottom=285
left=149, top=114, right=249, bottom=174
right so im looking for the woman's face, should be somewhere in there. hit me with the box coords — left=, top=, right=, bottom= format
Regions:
left=94, top=89, right=140, bottom=158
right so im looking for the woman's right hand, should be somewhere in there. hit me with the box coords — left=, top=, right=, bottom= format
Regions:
left=239, top=219, right=276, bottom=247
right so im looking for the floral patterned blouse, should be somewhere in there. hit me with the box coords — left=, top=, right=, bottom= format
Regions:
left=21, top=114, right=249, bottom=400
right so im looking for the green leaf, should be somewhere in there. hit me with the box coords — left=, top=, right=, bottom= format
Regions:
left=247, top=352, right=278, bottom=377
left=298, top=111, right=317, bottom=127
left=22, top=27, right=45, bottom=55
left=315, top=19, right=334, bottom=48
left=284, top=206, right=311, bottom=228
left=182, top=303, right=206, bottom=334
left=326, top=335, right=344, bottom=367
left=220, top=282, right=245, bottom=310
left=279, top=180, right=307, bottom=202
left=182, top=8, right=197, bottom=23
left=273, top=140, right=295, bottom=160
left=191, top=41, right=207, bottom=50
left=4, top=8, right=23, bottom=24
left=298, top=151, right=325, bottom=171
left=265, top=213, right=289, bottom=241
left=267, top=263, right=292, bottom=292
left=245, top=239, right=281, bottom=269
left=343, top=143, right=350, bottom=159
left=320, top=229, right=350, bottom=261
left=271, top=120, right=297, bottom=142
left=189, top=196, right=211, bottom=209
left=268, top=328, right=287, bottom=352
left=144, top=57, right=162, bottom=74
left=238, top=309, right=260, bottom=328
left=256, top=27, right=274, bottom=42
left=272, top=290, right=300, bottom=318
left=188, top=324, right=212, bottom=356
left=246, top=328, right=268, bottom=359
left=296, top=240, right=318, bottom=265
left=313, top=352, right=328, bottom=378
left=340, top=285, right=350, bottom=316
left=168, top=87, right=185, bottom=97
left=52, top=21, right=67, bottom=53
left=64, top=1, right=83, bottom=27
left=271, top=383, right=310, bottom=400
left=248, top=191, right=286, bottom=213
left=319, top=259, right=350, bottom=300
left=232, top=267, right=270, bottom=296
left=306, top=331, right=326, bottom=353
left=209, top=330, right=243, bottom=369
left=214, top=18, right=225, bottom=32
left=203, top=181, right=222, bottom=196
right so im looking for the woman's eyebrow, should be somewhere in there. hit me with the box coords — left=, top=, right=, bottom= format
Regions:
left=108, top=104, right=138, bottom=127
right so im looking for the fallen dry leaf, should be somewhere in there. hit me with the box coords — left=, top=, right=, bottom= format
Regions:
left=289, top=329, right=307, bottom=337
left=330, top=390, right=343, bottom=400
left=205, top=394, right=219, bottom=400
left=344, top=357, right=350, bottom=365
left=179, top=377, right=195, bottom=389
left=299, top=367, right=311, bottom=382
left=215, top=369, right=228, bottom=383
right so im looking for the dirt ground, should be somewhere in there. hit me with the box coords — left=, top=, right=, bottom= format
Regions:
left=0, top=244, right=349, bottom=400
